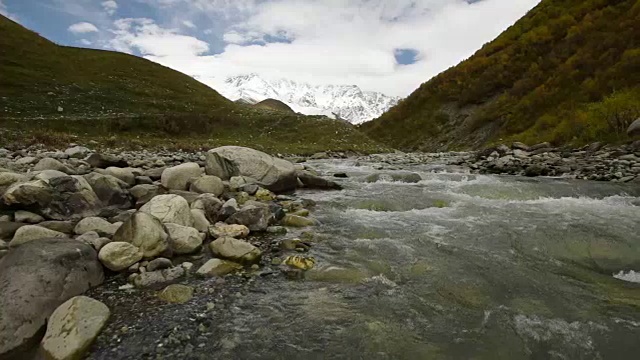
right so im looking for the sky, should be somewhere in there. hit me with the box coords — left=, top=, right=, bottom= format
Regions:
left=1, top=0, right=540, bottom=97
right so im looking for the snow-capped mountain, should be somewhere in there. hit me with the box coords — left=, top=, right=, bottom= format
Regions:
left=199, top=74, right=400, bottom=124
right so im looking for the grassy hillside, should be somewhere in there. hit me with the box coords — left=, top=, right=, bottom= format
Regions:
left=362, top=0, right=640, bottom=151
left=0, top=15, right=387, bottom=154
left=253, top=99, right=295, bottom=113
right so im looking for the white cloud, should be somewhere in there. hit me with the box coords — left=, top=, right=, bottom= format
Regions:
left=109, top=18, right=209, bottom=56
left=68, top=22, right=99, bottom=34
left=79, top=39, right=92, bottom=45
left=101, top=1, right=118, bottom=16
left=182, top=20, right=196, bottom=29
left=0, top=0, right=19, bottom=21
left=138, top=0, right=541, bottom=97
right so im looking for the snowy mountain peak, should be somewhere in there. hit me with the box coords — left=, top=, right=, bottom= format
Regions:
left=204, top=74, right=400, bottom=124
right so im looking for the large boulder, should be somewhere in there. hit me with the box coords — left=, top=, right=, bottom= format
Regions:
left=98, top=241, right=144, bottom=271
left=164, top=223, right=204, bottom=254
left=64, top=146, right=90, bottom=159
left=204, top=152, right=239, bottom=180
left=225, top=205, right=271, bottom=232
left=104, top=167, right=136, bottom=186
left=10, top=225, right=67, bottom=247
left=140, top=194, right=194, bottom=227
left=628, top=118, right=640, bottom=137
left=0, top=239, right=104, bottom=356
left=130, top=184, right=167, bottom=207
left=112, top=212, right=169, bottom=258
left=196, top=258, right=242, bottom=277
left=209, top=237, right=261, bottom=263
left=161, top=163, right=202, bottom=191
left=40, top=296, right=110, bottom=360
left=207, top=146, right=297, bottom=192
left=84, top=173, right=132, bottom=209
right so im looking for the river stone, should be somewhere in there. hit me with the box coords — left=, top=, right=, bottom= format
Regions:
left=132, top=266, right=185, bottom=288
left=10, top=225, right=67, bottom=247
left=209, top=222, right=250, bottom=239
left=209, top=237, right=261, bottom=263
left=15, top=156, right=38, bottom=166
left=168, top=190, right=200, bottom=205
left=104, top=167, right=136, bottom=186
left=207, top=146, right=297, bottom=193
left=191, top=209, right=211, bottom=232
left=165, top=223, right=204, bottom=254
left=86, top=153, right=127, bottom=169
left=296, top=171, right=343, bottom=190
left=0, top=172, right=27, bottom=190
left=112, top=212, right=169, bottom=258
left=147, top=257, right=173, bottom=272
left=225, top=205, right=271, bottom=232
left=282, top=214, right=318, bottom=228
left=33, top=158, right=73, bottom=174
left=98, top=242, right=144, bottom=271
left=196, top=258, right=242, bottom=277
left=40, top=296, right=110, bottom=360
left=139, top=194, right=194, bottom=227
left=158, top=284, right=193, bottom=304
left=0, top=239, right=103, bottom=356
left=74, top=217, right=120, bottom=236
left=627, top=118, right=640, bottom=137
left=84, top=173, right=132, bottom=209
left=204, top=151, right=239, bottom=180
left=218, top=198, right=239, bottom=220
left=189, top=175, right=224, bottom=196
left=13, top=210, right=44, bottom=224
left=161, top=162, right=202, bottom=191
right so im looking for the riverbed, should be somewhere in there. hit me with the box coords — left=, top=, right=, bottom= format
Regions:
left=88, top=156, right=640, bottom=359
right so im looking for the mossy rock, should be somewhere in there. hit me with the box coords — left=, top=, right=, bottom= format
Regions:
left=283, top=255, right=316, bottom=270
left=158, top=284, right=193, bottom=304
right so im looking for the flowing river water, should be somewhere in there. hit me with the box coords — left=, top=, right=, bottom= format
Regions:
left=89, top=156, right=640, bottom=360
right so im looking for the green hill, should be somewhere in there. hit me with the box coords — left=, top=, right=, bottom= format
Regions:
left=0, top=15, right=387, bottom=154
left=253, top=99, right=295, bottom=113
left=362, top=0, right=640, bottom=151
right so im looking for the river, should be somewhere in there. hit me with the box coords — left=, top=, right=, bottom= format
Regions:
left=89, top=155, right=640, bottom=359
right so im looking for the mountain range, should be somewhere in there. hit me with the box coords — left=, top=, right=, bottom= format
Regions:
left=200, top=74, right=400, bottom=124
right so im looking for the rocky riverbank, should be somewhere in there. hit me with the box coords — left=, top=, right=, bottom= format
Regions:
left=0, top=145, right=339, bottom=359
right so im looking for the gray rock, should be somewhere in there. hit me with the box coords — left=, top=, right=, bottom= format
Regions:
left=98, top=242, right=144, bottom=271
left=191, top=194, right=223, bottom=222
left=209, top=236, right=261, bottom=263
left=157, top=284, right=193, bottom=304
left=161, top=162, right=202, bottom=191
left=74, top=217, right=121, bottom=236
left=0, top=222, right=27, bottom=240
left=112, top=212, right=169, bottom=258
left=165, top=223, right=204, bottom=254
left=40, top=296, right=109, bottom=360
left=146, top=257, right=173, bottom=272
left=207, top=146, right=297, bottom=193
left=627, top=118, right=640, bottom=137
left=168, top=190, right=201, bottom=205
left=132, top=266, right=185, bottom=288
left=225, top=205, right=271, bottom=231
left=15, top=156, right=38, bottom=166
left=218, top=198, right=239, bottom=220
left=0, top=239, right=103, bottom=356
left=196, top=258, right=241, bottom=277
left=143, top=167, right=165, bottom=180
left=13, top=210, right=44, bottom=224
left=512, top=142, right=530, bottom=151
left=135, top=176, right=153, bottom=185
left=0, top=172, right=28, bottom=191
left=189, top=175, right=224, bottom=196
left=130, top=184, right=166, bottom=207
left=10, top=225, right=67, bottom=247
left=33, top=170, right=68, bottom=182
